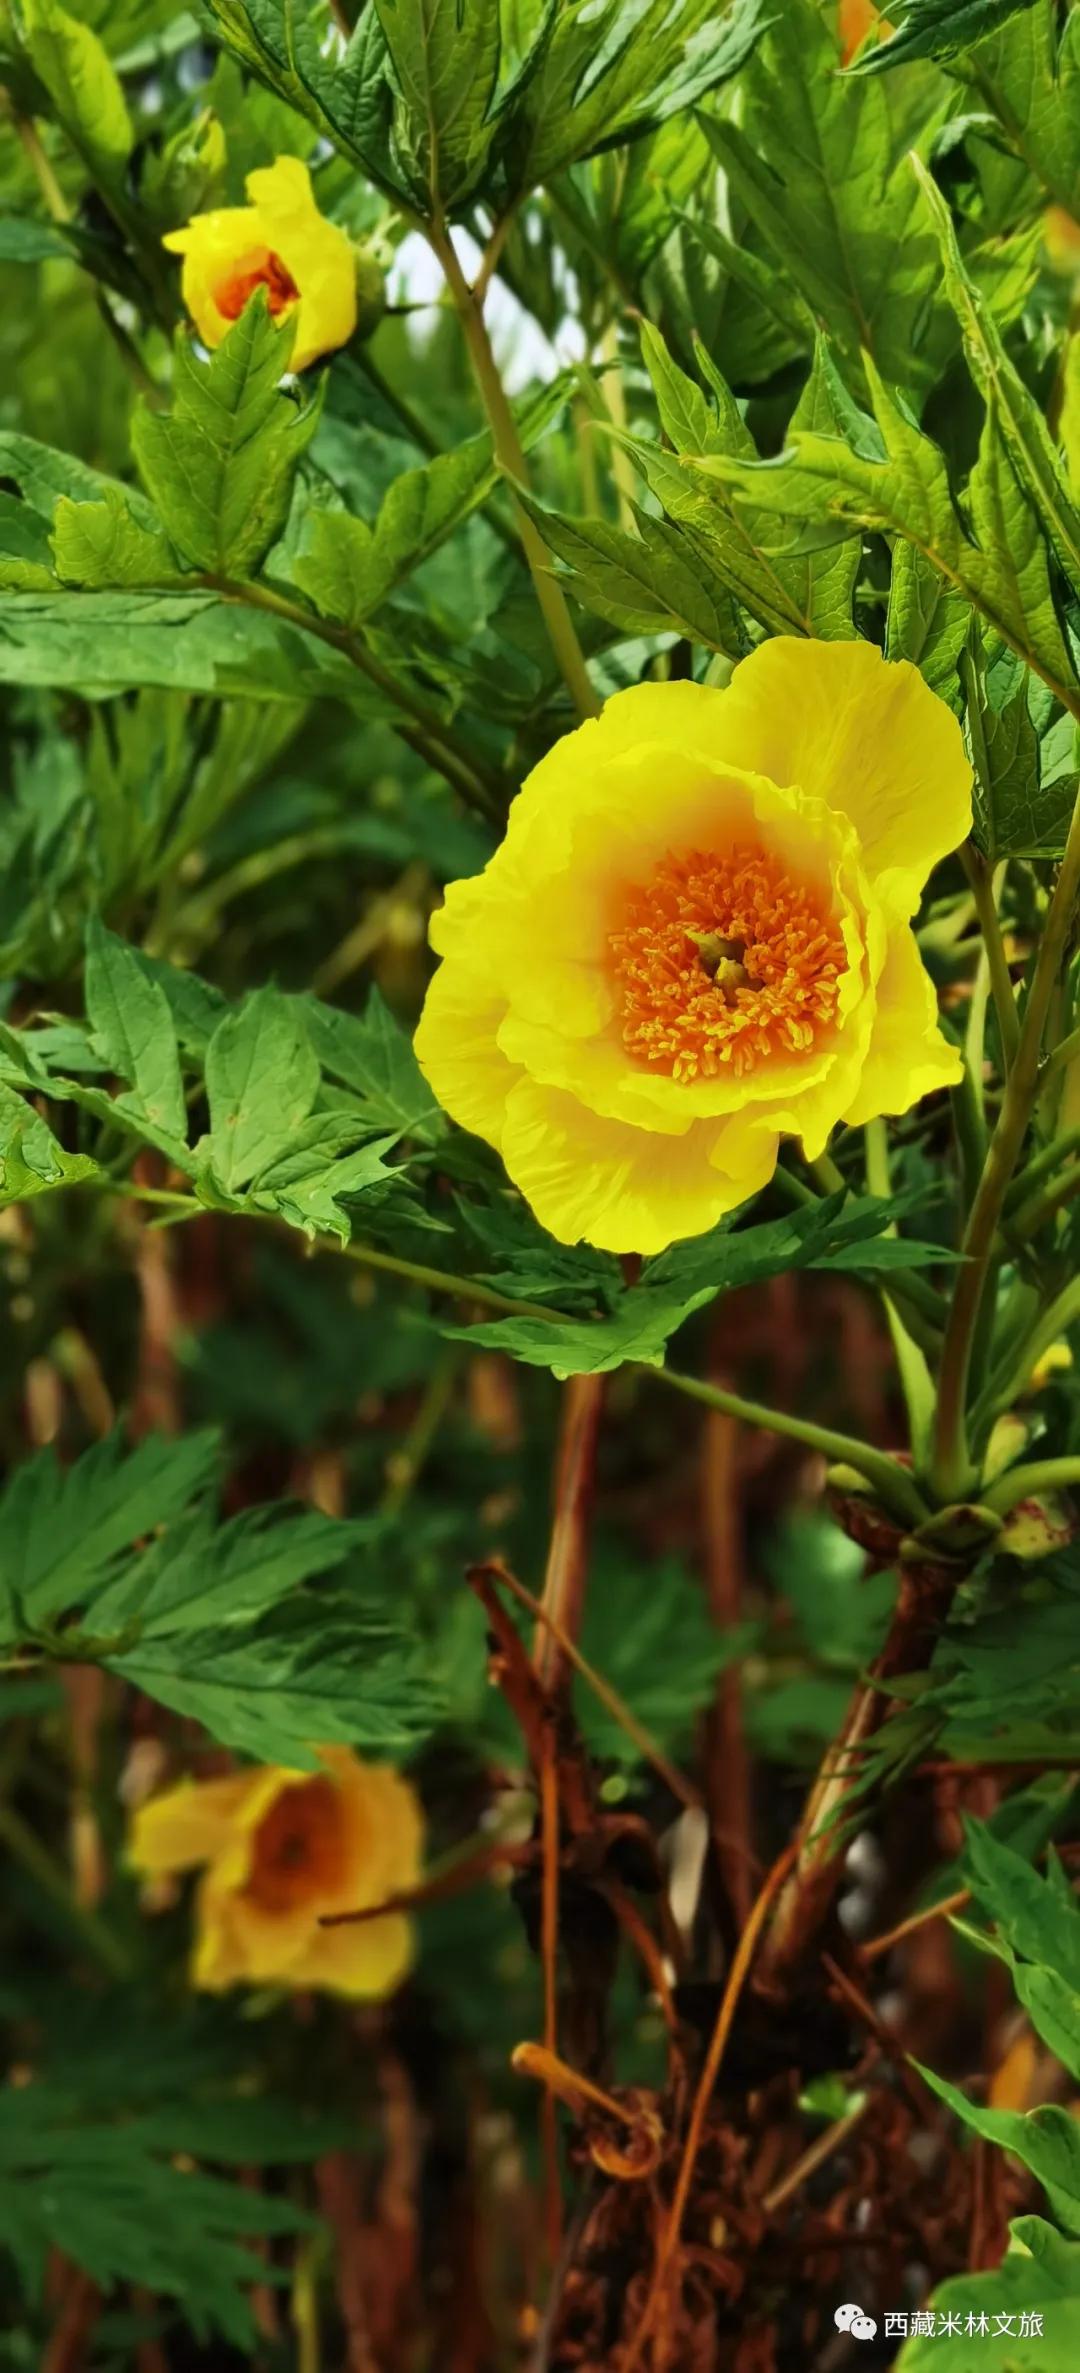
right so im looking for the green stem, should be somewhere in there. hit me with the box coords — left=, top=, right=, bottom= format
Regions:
left=973, top=1273, right=1080, bottom=1434
left=1003, top=1123, right=1080, bottom=1213
left=649, top=1366, right=930, bottom=1527
left=864, top=1119, right=936, bottom=1459
left=207, top=576, right=503, bottom=819
left=429, top=223, right=601, bottom=724
left=982, top=1456, right=1080, bottom=1516
left=0, top=1802, right=130, bottom=1977
left=1042, top=1022, right=1080, bottom=1088
left=1007, top=1163, right=1080, bottom=1242
left=961, top=844, right=1019, bottom=1073
left=932, top=777, right=1080, bottom=1501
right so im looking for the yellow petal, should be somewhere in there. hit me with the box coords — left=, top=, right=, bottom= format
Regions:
left=706, top=639, right=973, bottom=909
left=162, top=154, right=356, bottom=369
left=291, top=1908, right=416, bottom=2000
left=413, top=955, right=519, bottom=1149
left=128, top=1771, right=261, bottom=1877
left=497, top=1079, right=778, bottom=1254
left=841, top=920, right=962, bottom=1127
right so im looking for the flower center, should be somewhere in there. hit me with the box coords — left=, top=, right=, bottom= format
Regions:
left=607, top=845, right=846, bottom=1082
left=245, top=1776, right=347, bottom=1915
left=215, top=247, right=300, bottom=324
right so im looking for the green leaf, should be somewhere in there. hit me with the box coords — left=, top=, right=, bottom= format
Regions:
left=132, top=294, right=320, bottom=578
left=52, top=488, right=177, bottom=588
left=111, top=1594, right=436, bottom=1765
left=0, top=1430, right=221, bottom=1638
left=886, top=541, right=971, bottom=710
left=698, top=345, right=1076, bottom=706
left=8, top=0, right=133, bottom=193
left=968, top=636, right=1077, bottom=859
left=373, top=0, right=500, bottom=210
left=620, top=330, right=858, bottom=639
left=299, top=989, right=445, bottom=1142
left=0, top=2086, right=319, bottom=2349
left=959, top=1818, right=1080, bottom=2079
left=917, top=2070, right=1080, bottom=2235
left=0, top=1433, right=438, bottom=1764
left=898, top=2217, right=1080, bottom=2370
left=698, top=0, right=955, bottom=398
left=966, top=2, right=1080, bottom=220
left=0, top=1082, right=100, bottom=1207
left=853, top=0, right=1042, bottom=77
left=202, top=0, right=407, bottom=203
left=84, top=917, right=188, bottom=1149
left=295, top=430, right=500, bottom=627
left=203, top=986, right=319, bottom=1193
left=519, top=492, right=743, bottom=652
left=446, top=1192, right=951, bottom=1376
left=509, top=0, right=771, bottom=191
left=916, top=158, right=1080, bottom=603
left=0, top=589, right=374, bottom=702
left=0, top=212, right=72, bottom=261
left=249, top=1129, right=399, bottom=1242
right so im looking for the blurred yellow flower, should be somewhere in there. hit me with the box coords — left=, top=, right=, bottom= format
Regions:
left=163, top=155, right=357, bottom=370
left=837, top=0, right=891, bottom=65
left=130, top=1747, right=422, bottom=1997
left=416, top=640, right=971, bottom=1254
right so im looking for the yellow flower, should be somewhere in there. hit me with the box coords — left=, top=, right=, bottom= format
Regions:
left=130, top=1747, right=422, bottom=1998
left=415, top=639, right=971, bottom=1255
left=163, top=155, right=357, bottom=370
left=837, top=0, right=891, bottom=66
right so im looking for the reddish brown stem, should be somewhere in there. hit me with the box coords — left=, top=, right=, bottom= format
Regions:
left=533, top=1374, right=605, bottom=1695
left=759, top=1558, right=960, bottom=1986
left=700, top=1397, right=754, bottom=1928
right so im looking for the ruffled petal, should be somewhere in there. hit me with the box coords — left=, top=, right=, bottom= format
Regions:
left=498, top=1079, right=778, bottom=1254
left=842, top=921, right=962, bottom=1126
left=712, top=639, right=972, bottom=909
left=128, top=1771, right=263, bottom=1878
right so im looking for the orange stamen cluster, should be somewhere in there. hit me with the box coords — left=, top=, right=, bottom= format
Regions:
left=215, top=247, right=299, bottom=323
left=245, top=1776, right=347, bottom=1914
left=608, top=845, right=846, bottom=1082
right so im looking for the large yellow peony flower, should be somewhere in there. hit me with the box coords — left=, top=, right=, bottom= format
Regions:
left=416, top=640, right=972, bottom=1255
left=130, top=1747, right=422, bottom=1997
left=163, top=155, right=357, bottom=371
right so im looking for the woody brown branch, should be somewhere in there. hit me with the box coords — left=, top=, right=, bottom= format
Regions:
left=757, top=1555, right=961, bottom=1987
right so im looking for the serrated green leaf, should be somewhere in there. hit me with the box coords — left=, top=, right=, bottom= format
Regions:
left=299, top=989, right=444, bottom=1142
left=0, top=1081, right=100, bottom=1207
left=373, top=0, right=501, bottom=210
left=203, top=986, right=319, bottom=1192
left=886, top=541, right=971, bottom=710
left=519, top=492, right=743, bottom=652
left=698, top=346, right=1076, bottom=705
left=0, top=2087, right=318, bottom=2349
left=52, top=488, right=177, bottom=588
left=959, top=1818, right=1080, bottom=2078
left=916, top=158, right=1080, bottom=602
left=0, top=1430, right=221, bottom=1638
left=699, top=0, right=954, bottom=398
left=445, top=1193, right=951, bottom=1375
left=9, top=0, right=133, bottom=193
left=295, top=429, right=499, bottom=627
left=84, top=917, right=188, bottom=1148
left=854, top=0, right=1042, bottom=78
left=132, top=294, right=319, bottom=578
left=898, top=2217, right=1080, bottom=2371
left=202, top=0, right=407, bottom=202
left=618, top=329, right=858, bottom=638
left=917, top=2071, right=1080, bottom=2234
left=509, top=0, right=770, bottom=191
left=111, top=1595, right=437, bottom=1766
